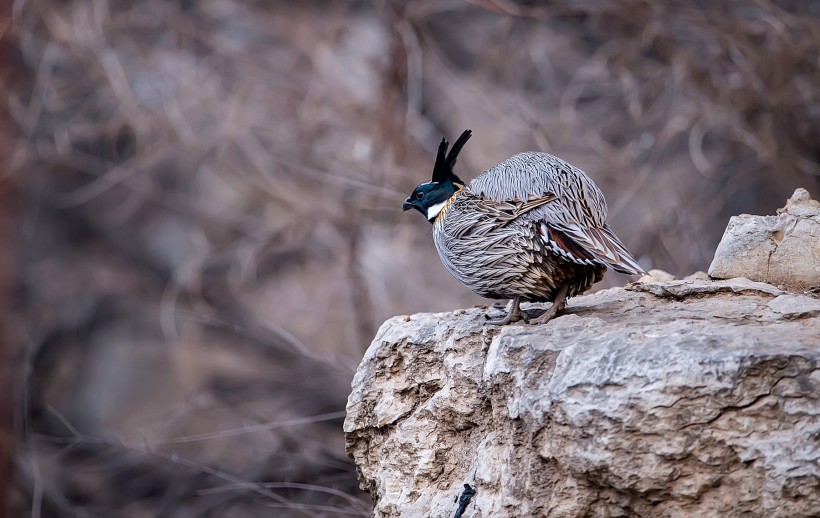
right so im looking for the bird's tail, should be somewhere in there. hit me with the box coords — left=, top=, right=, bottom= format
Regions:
left=549, top=223, right=645, bottom=276
left=585, top=225, right=645, bottom=275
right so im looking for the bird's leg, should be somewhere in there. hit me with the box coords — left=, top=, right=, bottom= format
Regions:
left=530, top=284, right=570, bottom=325
left=485, top=295, right=527, bottom=325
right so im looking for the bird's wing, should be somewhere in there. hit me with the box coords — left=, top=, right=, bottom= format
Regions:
left=469, top=152, right=644, bottom=275
left=491, top=193, right=559, bottom=225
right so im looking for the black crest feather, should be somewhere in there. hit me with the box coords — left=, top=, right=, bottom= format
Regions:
left=431, top=129, right=472, bottom=185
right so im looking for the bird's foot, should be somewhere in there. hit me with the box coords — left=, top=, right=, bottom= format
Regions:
left=484, top=296, right=527, bottom=325
left=528, top=302, right=563, bottom=325
left=529, top=285, right=569, bottom=326
left=485, top=311, right=528, bottom=325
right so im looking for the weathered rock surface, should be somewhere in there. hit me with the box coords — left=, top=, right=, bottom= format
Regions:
left=708, top=188, right=820, bottom=289
left=344, top=278, right=820, bottom=517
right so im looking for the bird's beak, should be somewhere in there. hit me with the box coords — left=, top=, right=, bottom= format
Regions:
left=402, top=199, right=413, bottom=211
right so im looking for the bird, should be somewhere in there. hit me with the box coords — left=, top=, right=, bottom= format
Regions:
left=402, top=129, right=645, bottom=325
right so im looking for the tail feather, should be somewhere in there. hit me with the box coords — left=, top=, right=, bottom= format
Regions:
left=548, top=223, right=645, bottom=275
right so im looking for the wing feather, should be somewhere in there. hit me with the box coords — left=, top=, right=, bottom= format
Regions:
left=466, top=151, right=643, bottom=275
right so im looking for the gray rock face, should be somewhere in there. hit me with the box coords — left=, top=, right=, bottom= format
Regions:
left=344, top=278, right=820, bottom=517
left=708, top=188, right=820, bottom=289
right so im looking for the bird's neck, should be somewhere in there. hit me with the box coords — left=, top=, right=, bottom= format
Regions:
left=428, top=185, right=464, bottom=224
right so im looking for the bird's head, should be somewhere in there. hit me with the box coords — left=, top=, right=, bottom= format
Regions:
left=403, top=129, right=472, bottom=223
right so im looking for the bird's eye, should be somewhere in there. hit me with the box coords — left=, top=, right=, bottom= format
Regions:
left=414, top=191, right=424, bottom=200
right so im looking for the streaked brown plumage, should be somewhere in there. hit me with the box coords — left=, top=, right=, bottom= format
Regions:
left=403, top=130, right=645, bottom=325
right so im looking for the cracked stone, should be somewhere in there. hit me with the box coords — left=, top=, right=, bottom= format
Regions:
left=708, top=188, right=820, bottom=289
left=345, top=278, right=820, bottom=518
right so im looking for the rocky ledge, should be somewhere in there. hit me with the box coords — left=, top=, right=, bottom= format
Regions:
left=344, top=277, right=819, bottom=517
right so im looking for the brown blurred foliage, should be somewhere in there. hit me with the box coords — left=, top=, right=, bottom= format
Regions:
left=2, top=0, right=818, bottom=516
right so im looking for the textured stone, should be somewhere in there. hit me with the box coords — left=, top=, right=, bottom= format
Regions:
left=683, top=271, right=709, bottom=281
left=640, top=268, right=676, bottom=282
left=708, top=188, right=820, bottom=289
left=345, top=278, right=820, bottom=517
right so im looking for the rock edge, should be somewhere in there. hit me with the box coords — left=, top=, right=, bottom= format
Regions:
left=345, top=278, right=820, bottom=517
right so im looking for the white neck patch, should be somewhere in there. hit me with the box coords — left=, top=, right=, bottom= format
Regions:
left=426, top=200, right=447, bottom=221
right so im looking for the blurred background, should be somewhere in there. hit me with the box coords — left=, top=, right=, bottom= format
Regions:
left=1, top=0, right=818, bottom=516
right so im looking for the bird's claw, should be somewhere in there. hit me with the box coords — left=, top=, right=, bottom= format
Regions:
left=484, top=310, right=527, bottom=325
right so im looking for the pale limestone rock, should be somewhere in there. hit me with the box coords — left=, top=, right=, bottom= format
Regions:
left=638, top=268, right=676, bottom=283
left=708, top=188, right=820, bottom=288
left=684, top=271, right=709, bottom=281
left=345, top=278, right=820, bottom=518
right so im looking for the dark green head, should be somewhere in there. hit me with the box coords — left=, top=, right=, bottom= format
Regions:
left=402, top=129, right=472, bottom=223
left=402, top=181, right=459, bottom=222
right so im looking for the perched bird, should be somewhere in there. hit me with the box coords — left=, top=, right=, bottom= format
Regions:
left=402, top=129, right=645, bottom=325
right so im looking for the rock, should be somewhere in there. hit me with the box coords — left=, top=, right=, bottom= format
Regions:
left=344, top=278, right=820, bottom=518
left=708, top=188, right=820, bottom=289
left=630, top=276, right=785, bottom=298
left=684, top=271, right=709, bottom=281
left=638, top=268, right=676, bottom=282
